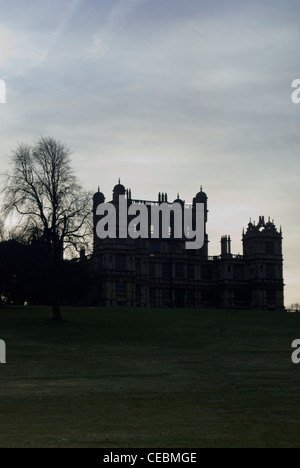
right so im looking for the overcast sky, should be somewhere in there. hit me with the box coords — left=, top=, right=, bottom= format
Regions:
left=0, top=0, right=299, bottom=305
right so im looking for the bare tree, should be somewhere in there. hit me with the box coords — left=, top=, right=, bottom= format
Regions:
left=2, top=136, right=92, bottom=321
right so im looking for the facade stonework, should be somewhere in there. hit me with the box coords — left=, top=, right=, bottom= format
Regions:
left=83, top=182, right=284, bottom=310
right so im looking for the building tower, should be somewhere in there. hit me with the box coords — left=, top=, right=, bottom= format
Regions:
left=243, top=216, right=284, bottom=310
left=192, top=187, right=209, bottom=258
left=93, top=187, right=105, bottom=252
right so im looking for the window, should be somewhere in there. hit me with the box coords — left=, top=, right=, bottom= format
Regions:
left=234, top=265, right=244, bottom=281
left=150, top=242, right=161, bottom=253
left=266, top=242, right=275, bottom=255
left=169, top=243, right=180, bottom=254
left=266, top=290, right=276, bottom=303
left=162, top=263, right=172, bottom=279
left=175, top=263, right=185, bottom=280
left=201, top=265, right=212, bottom=281
left=186, top=249, right=196, bottom=257
left=116, top=254, right=126, bottom=271
left=135, top=284, right=141, bottom=299
left=149, top=287, right=156, bottom=303
left=234, top=289, right=246, bottom=304
left=186, top=290, right=195, bottom=306
left=202, top=289, right=214, bottom=305
left=116, top=282, right=127, bottom=297
left=135, top=258, right=141, bottom=274
left=187, top=264, right=195, bottom=280
left=162, top=289, right=171, bottom=303
left=266, top=264, right=275, bottom=280
left=149, top=263, right=155, bottom=279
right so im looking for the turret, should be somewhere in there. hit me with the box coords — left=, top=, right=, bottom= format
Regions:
left=242, top=216, right=284, bottom=310
left=192, top=186, right=209, bottom=258
left=243, top=216, right=282, bottom=258
left=112, top=179, right=126, bottom=203
left=93, top=187, right=106, bottom=251
left=93, top=186, right=105, bottom=207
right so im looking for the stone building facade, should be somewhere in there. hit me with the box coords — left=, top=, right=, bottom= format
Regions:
left=83, top=181, right=284, bottom=310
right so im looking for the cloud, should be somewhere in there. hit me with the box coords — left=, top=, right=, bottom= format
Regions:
left=0, top=0, right=299, bottom=304
left=0, top=28, right=18, bottom=67
left=2, top=0, right=82, bottom=79
left=46, top=0, right=82, bottom=53
left=89, top=0, right=145, bottom=58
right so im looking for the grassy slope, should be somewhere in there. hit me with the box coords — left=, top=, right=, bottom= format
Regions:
left=0, top=306, right=299, bottom=448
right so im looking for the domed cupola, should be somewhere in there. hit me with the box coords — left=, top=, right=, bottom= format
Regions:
left=195, top=186, right=207, bottom=201
left=113, top=179, right=126, bottom=202
left=193, top=186, right=208, bottom=207
left=173, top=194, right=185, bottom=206
left=93, top=186, right=105, bottom=205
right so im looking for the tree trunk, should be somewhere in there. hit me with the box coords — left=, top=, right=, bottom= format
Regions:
left=51, top=257, right=63, bottom=322
left=52, top=304, right=63, bottom=322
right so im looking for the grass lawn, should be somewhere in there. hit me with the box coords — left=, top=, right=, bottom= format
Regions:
left=0, top=305, right=299, bottom=448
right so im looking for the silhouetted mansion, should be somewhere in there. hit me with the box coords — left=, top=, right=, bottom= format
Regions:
left=80, top=181, right=284, bottom=310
